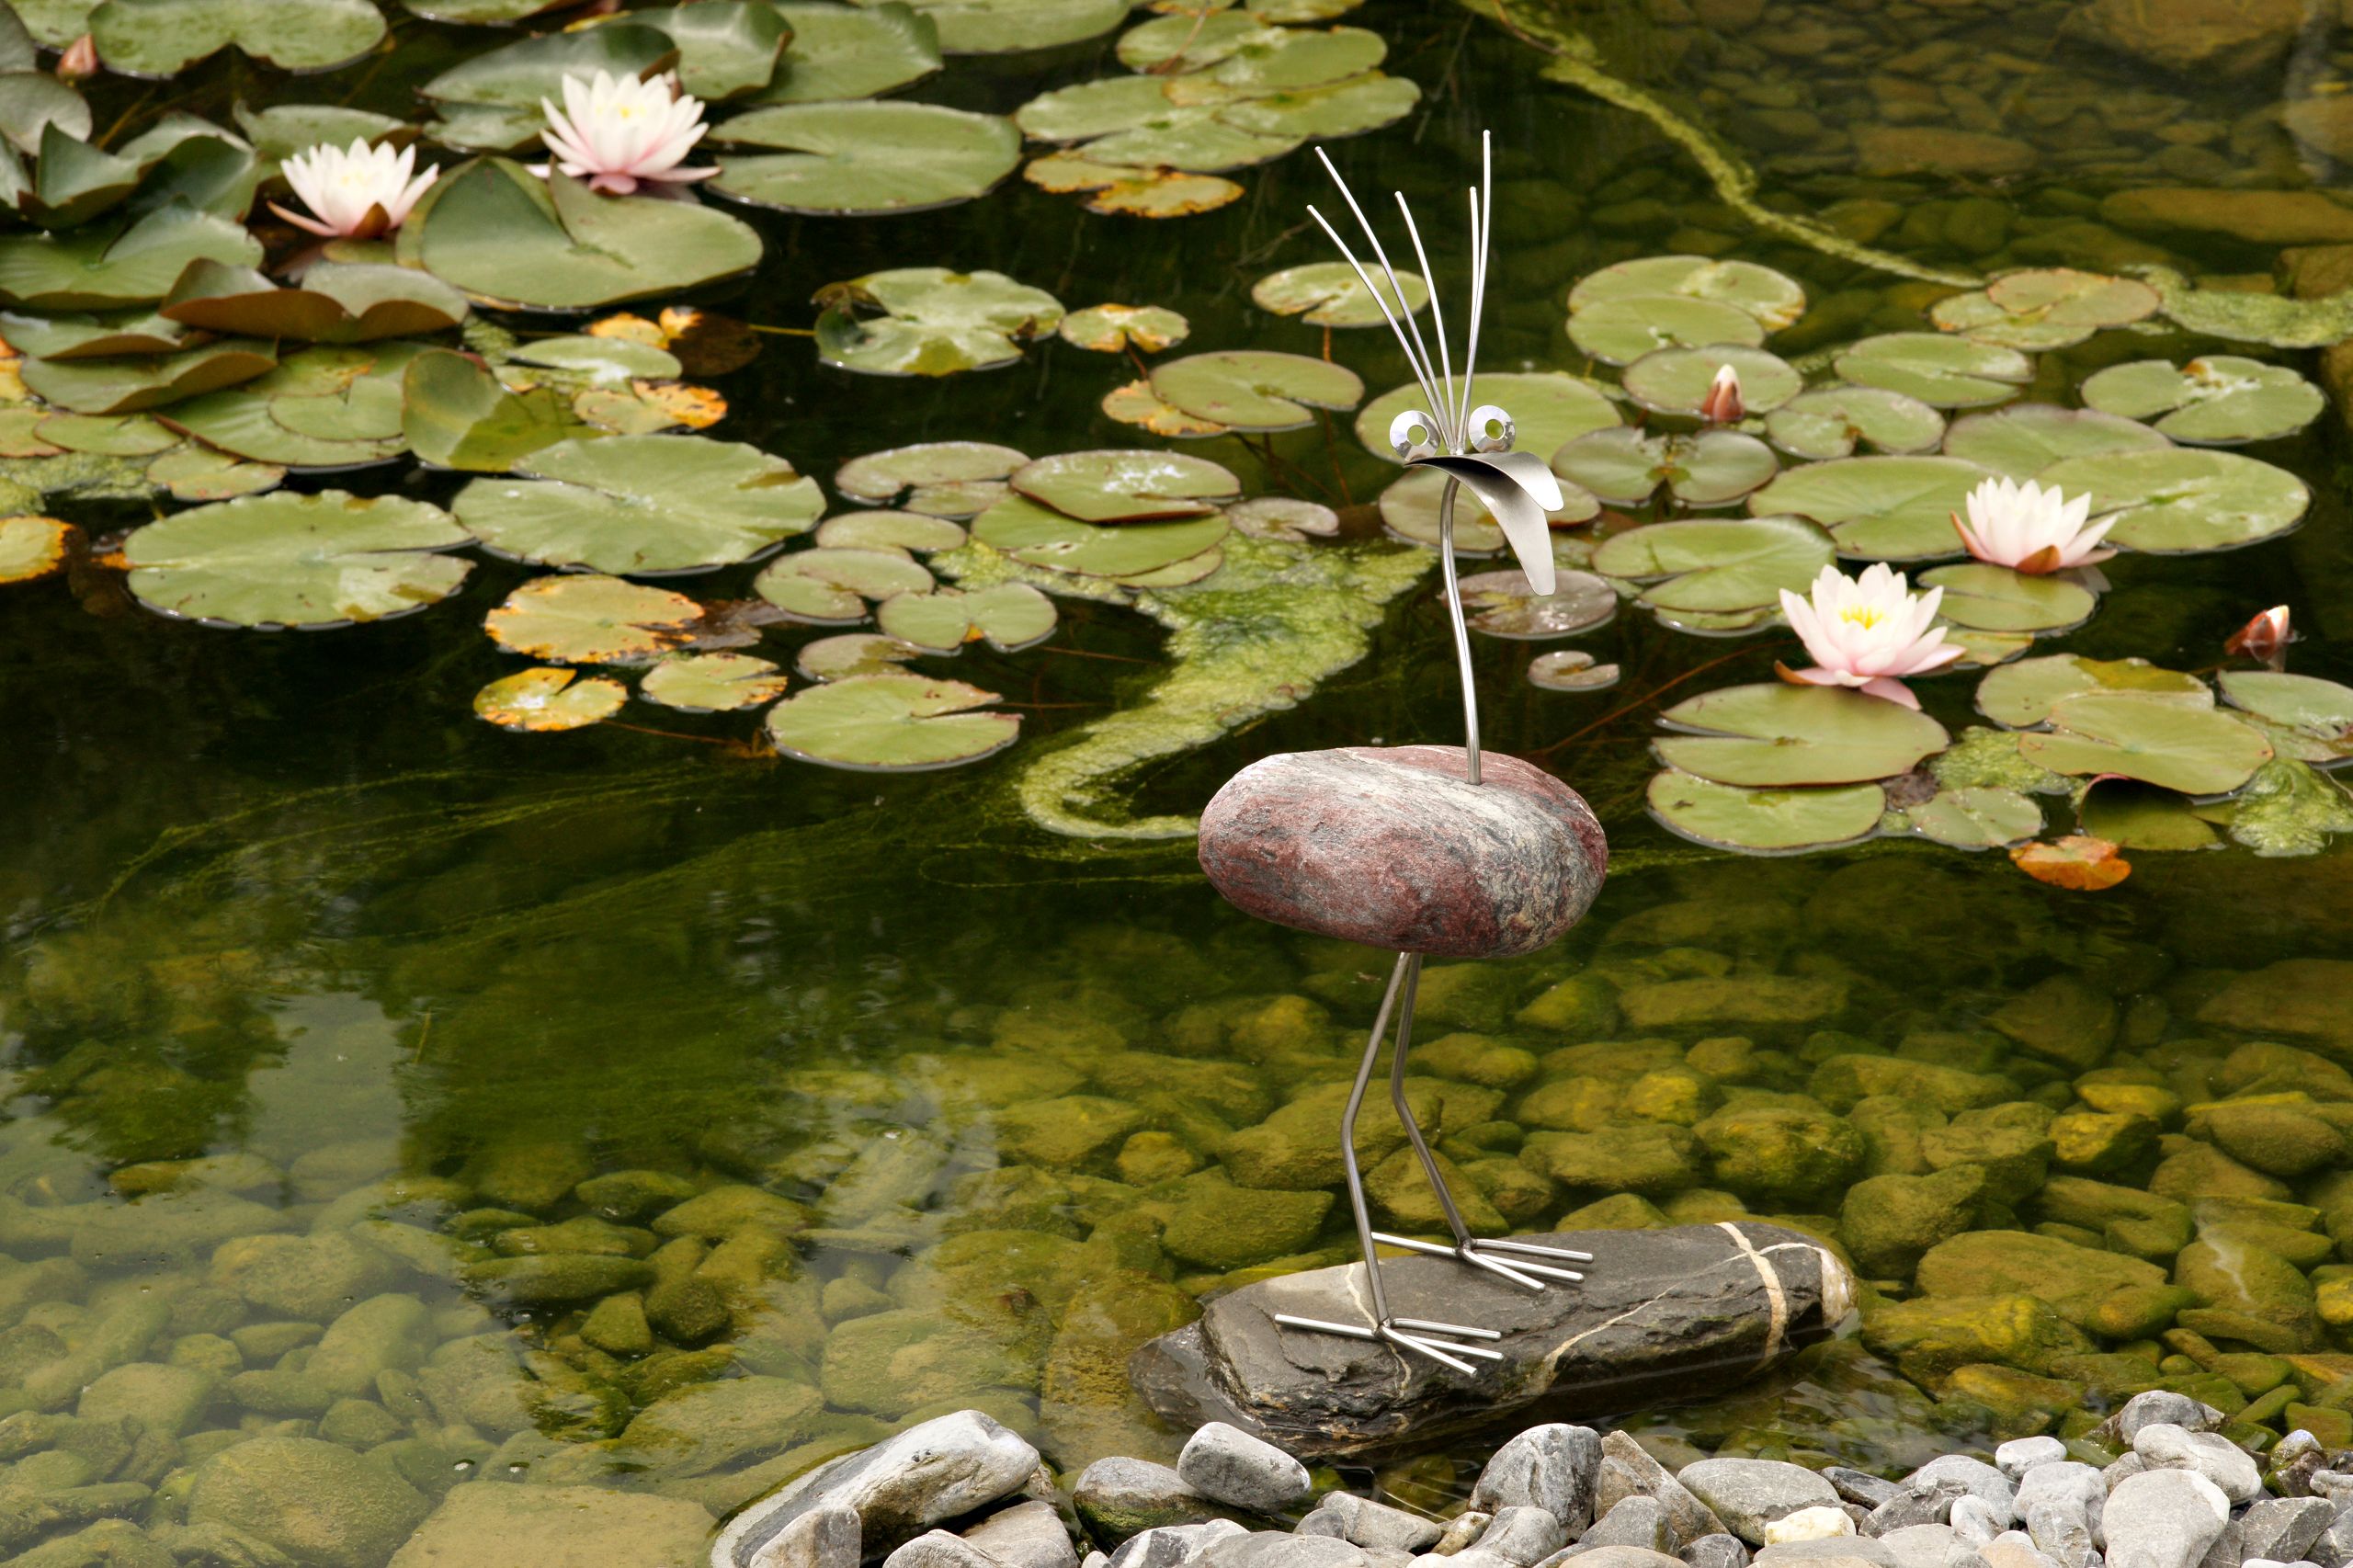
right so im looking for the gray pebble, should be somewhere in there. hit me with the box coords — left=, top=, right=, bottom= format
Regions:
left=2239, top=1495, right=2335, bottom=1563
left=1299, top=1497, right=1443, bottom=1554
left=1475, top=1427, right=1603, bottom=1536
left=2131, top=1423, right=2262, bottom=1505
left=888, top=1531, right=1005, bottom=1568
left=1435, top=1516, right=1494, bottom=1556
left=2098, top=1469, right=2228, bottom=1568
left=1680, top=1538, right=1750, bottom=1568
left=1990, top=1441, right=2063, bottom=1482
left=1676, top=1461, right=1838, bottom=1547
left=1476, top=1507, right=1564, bottom=1566
left=2091, top=1391, right=2223, bottom=1446
left=964, top=1502, right=1079, bottom=1568
left=1111, top=1521, right=1251, bottom=1568
left=1180, top=1425, right=1313, bottom=1515
left=1948, top=1498, right=2003, bottom=1546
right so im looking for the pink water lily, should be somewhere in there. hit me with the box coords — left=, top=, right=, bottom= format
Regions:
left=1699, top=363, right=1743, bottom=426
left=269, top=139, right=438, bottom=239
left=1777, top=562, right=1961, bottom=710
left=1953, top=475, right=2113, bottom=574
left=540, top=70, right=714, bottom=195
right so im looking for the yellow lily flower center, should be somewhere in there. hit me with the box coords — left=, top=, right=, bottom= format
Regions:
left=1839, top=606, right=1885, bottom=630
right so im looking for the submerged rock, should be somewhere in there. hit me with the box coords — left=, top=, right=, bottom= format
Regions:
left=1129, top=1223, right=1852, bottom=1460
left=389, top=1483, right=712, bottom=1567
left=186, top=1435, right=432, bottom=1568
left=1198, top=746, right=1606, bottom=960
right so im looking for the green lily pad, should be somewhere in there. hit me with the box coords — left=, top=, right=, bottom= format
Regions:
left=1975, top=653, right=2212, bottom=728
left=8, top=0, right=96, bottom=48
left=1375, top=465, right=1598, bottom=555
left=1930, top=724, right=2071, bottom=793
left=486, top=573, right=703, bottom=663
left=1528, top=650, right=1620, bottom=691
left=0, top=514, right=71, bottom=583
left=0, top=308, right=195, bottom=360
left=1928, top=270, right=2159, bottom=352
left=875, top=582, right=1057, bottom=653
left=1569, top=256, right=1807, bottom=332
left=765, top=670, right=1017, bottom=771
left=419, top=25, right=673, bottom=150
left=2078, top=356, right=2325, bottom=446
left=1918, top=562, right=2097, bottom=636
left=639, top=652, right=792, bottom=713
left=404, top=160, right=763, bottom=313
left=1834, top=333, right=2033, bottom=408
left=1621, top=346, right=1801, bottom=416
left=162, top=341, right=421, bottom=471
left=1009, top=449, right=1237, bottom=521
left=637, top=1, right=793, bottom=99
left=971, top=493, right=1227, bottom=577
left=38, top=412, right=176, bottom=455
left=1551, top=426, right=1777, bottom=507
left=2226, top=757, right=2353, bottom=856
left=1938, top=403, right=2171, bottom=482
left=508, top=335, right=682, bottom=383
left=0, top=79, right=90, bottom=162
left=1250, top=260, right=1426, bottom=328
left=757, top=3, right=941, bottom=104
left=455, top=435, right=823, bottom=574
left=146, top=445, right=286, bottom=501
left=1655, top=682, right=1949, bottom=788
left=816, top=267, right=1063, bottom=377
left=814, top=510, right=966, bottom=553
left=1211, top=71, right=1416, bottom=140
left=2078, top=778, right=2222, bottom=852
left=753, top=545, right=935, bottom=622
left=160, top=260, right=470, bottom=344
left=1926, top=291, right=2089, bottom=354
left=1746, top=454, right=1993, bottom=562
left=795, top=631, right=921, bottom=681
left=1169, top=23, right=1384, bottom=91
left=1356, top=371, right=1618, bottom=463
left=2218, top=670, right=2353, bottom=765
left=1226, top=496, right=1337, bottom=540
left=2037, top=448, right=2309, bottom=554
left=1647, top=769, right=1885, bottom=852
left=711, top=102, right=1019, bottom=215
left=869, top=0, right=1126, bottom=54
left=1565, top=294, right=1765, bottom=367
left=233, top=102, right=408, bottom=163
left=1116, top=11, right=1271, bottom=72
left=402, top=348, right=580, bottom=473
left=1903, top=786, right=2043, bottom=848
left=835, top=440, right=1026, bottom=516
left=1592, top=514, right=1834, bottom=614
left=1058, top=304, right=1189, bottom=354
left=1147, top=349, right=1360, bottom=432
left=1458, top=568, right=1615, bottom=640
left=0, top=199, right=263, bottom=311
left=1765, top=387, right=1946, bottom=462
left=2020, top=692, right=2273, bottom=795
left=87, top=0, right=387, bottom=78
left=122, top=490, right=471, bottom=629
left=402, top=0, right=580, bottom=21
left=19, top=337, right=274, bottom=415
left=474, top=666, right=629, bottom=732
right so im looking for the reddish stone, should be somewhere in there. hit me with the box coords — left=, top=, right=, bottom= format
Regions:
left=1198, top=745, right=1607, bottom=960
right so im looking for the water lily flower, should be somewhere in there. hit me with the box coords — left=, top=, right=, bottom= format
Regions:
left=1777, top=562, right=1961, bottom=710
left=2227, top=603, right=2291, bottom=670
left=56, top=34, right=97, bottom=85
left=540, top=70, right=714, bottom=195
left=1698, top=363, right=1743, bottom=426
left=269, top=139, right=438, bottom=240
left=1952, top=475, right=2113, bottom=574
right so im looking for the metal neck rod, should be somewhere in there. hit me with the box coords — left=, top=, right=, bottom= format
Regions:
left=1438, top=476, right=1483, bottom=786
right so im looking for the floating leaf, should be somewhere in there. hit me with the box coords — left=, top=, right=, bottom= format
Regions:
left=1592, top=514, right=1833, bottom=615
left=1, top=80, right=93, bottom=165
left=1024, top=154, right=1244, bottom=218
left=1746, top=454, right=1993, bottom=561
left=876, top=0, right=1126, bottom=53
left=1376, top=465, right=1597, bottom=555
left=402, top=0, right=585, bottom=22
left=1835, top=333, right=2032, bottom=408
left=1654, top=682, right=1949, bottom=787
left=1565, top=294, right=1765, bottom=366
left=419, top=25, right=672, bottom=149
left=636, top=1, right=793, bottom=100
left=1529, top=650, right=1619, bottom=691
left=1147, top=349, right=1359, bottom=433
left=816, top=267, right=1063, bottom=377
left=711, top=102, right=1019, bottom=215
left=1904, top=786, right=2043, bottom=848
left=233, top=102, right=408, bottom=163
left=1059, top=304, right=1188, bottom=354
left=757, top=3, right=941, bottom=103
left=161, top=260, right=470, bottom=345
left=1929, top=269, right=2159, bottom=351
left=1251, top=261, right=1426, bottom=328
left=2077, top=356, right=2325, bottom=447
left=1621, top=346, right=1801, bottom=416
left=1648, top=770, right=1884, bottom=852
left=1975, top=653, right=2211, bottom=728
left=1213, top=72, right=1415, bottom=139
left=1009, top=449, right=1237, bottom=521
left=585, top=306, right=758, bottom=379
left=639, top=652, right=792, bottom=712
left=513, top=335, right=683, bottom=384
left=753, top=545, right=934, bottom=622
left=1117, top=10, right=1270, bottom=71
left=1551, top=426, right=1777, bottom=507
left=795, top=631, right=920, bottom=681
left=1171, top=22, right=1384, bottom=89
left=0, top=199, right=263, bottom=311
left=402, top=348, right=579, bottom=473
left=163, top=342, right=420, bottom=471
left=2078, top=778, right=2221, bottom=852
left=2019, top=693, right=2273, bottom=794
left=474, top=666, right=627, bottom=732
left=1938, top=403, right=2169, bottom=482
left=835, top=440, right=1025, bottom=516
left=1102, top=377, right=1229, bottom=437
left=971, top=493, right=1226, bottom=578
left=815, top=510, right=966, bottom=553
left=2227, top=757, right=2353, bottom=856
left=1017, top=77, right=1292, bottom=172
left=455, top=435, right=822, bottom=574
left=146, top=445, right=285, bottom=501
left=875, top=583, right=1056, bottom=653
left=122, top=490, right=471, bottom=629
left=1918, top=562, right=2096, bottom=636
left=1226, top=496, right=1336, bottom=540
left=1458, top=568, right=1614, bottom=640
left=486, top=574, right=702, bottom=663
left=765, top=670, right=1018, bottom=770
left=1569, top=256, right=1806, bottom=332
left=2011, top=835, right=2131, bottom=891
left=0, top=308, right=195, bottom=360
left=19, top=337, right=274, bottom=415
left=0, top=514, right=71, bottom=583
left=1358, top=372, right=1617, bottom=463
left=2038, top=448, right=2309, bottom=554
left=88, top=0, right=387, bottom=78
left=1765, top=388, right=1946, bottom=462
left=2217, top=670, right=2353, bottom=765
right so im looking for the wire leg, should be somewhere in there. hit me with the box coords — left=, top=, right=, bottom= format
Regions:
left=1438, top=477, right=1481, bottom=785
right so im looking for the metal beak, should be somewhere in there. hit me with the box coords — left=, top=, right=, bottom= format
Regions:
left=1409, top=451, right=1564, bottom=597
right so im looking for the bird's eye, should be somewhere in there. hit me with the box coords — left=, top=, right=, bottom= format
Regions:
left=1467, top=404, right=1514, bottom=453
left=1388, top=410, right=1440, bottom=461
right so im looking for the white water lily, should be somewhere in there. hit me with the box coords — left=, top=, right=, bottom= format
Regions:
left=1953, top=475, right=2113, bottom=574
left=269, top=140, right=438, bottom=239
left=540, top=70, right=714, bottom=195
left=1778, top=562, right=1961, bottom=710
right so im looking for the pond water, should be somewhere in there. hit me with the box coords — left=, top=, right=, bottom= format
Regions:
left=5, top=0, right=2353, bottom=1562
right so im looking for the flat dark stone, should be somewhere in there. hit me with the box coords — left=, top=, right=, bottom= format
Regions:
left=1129, top=1222, right=1853, bottom=1462
left=1197, top=746, right=1607, bottom=960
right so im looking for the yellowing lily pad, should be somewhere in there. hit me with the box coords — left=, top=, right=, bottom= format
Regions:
left=639, top=652, right=793, bottom=713
left=485, top=574, right=703, bottom=664
left=474, top=666, right=627, bottom=732
left=0, top=514, right=72, bottom=583
left=1250, top=261, right=1427, bottom=328
left=123, top=491, right=472, bottom=629
left=1059, top=304, right=1189, bottom=353
left=1975, top=653, right=2212, bottom=729
left=764, top=671, right=1018, bottom=771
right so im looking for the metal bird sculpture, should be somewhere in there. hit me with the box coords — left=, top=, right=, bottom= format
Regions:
left=1196, top=134, right=1609, bottom=1374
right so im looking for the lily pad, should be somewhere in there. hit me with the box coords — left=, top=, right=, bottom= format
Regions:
left=19, top=337, right=274, bottom=415
left=711, top=102, right=1018, bottom=215
left=1212, top=71, right=1416, bottom=139
left=162, top=342, right=420, bottom=471
left=1250, top=261, right=1427, bottom=328
left=1116, top=11, right=1272, bottom=71
left=816, top=267, right=1063, bottom=377
left=474, top=666, right=627, bottom=732
left=455, top=435, right=823, bottom=574
left=1226, top=496, right=1337, bottom=540
left=2218, top=670, right=2353, bottom=765
left=2078, top=356, right=2325, bottom=446
left=971, top=493, right=1227, bottom=577
left=1170, top=23, right=1384, bottom=90
left=402, top=348, right=579, bottom=472
left=765, top=670, right=1017, bottom=770
left=1376, top=465, right=1598, bottom=555
left=38, top=415, right=180, bottom=460
left=1918, top=562, right=2097, bottom=635
left=418, top=25, right=672, bottom=149
left=1904, top=786, right=2043, bottom=848
left=1654, top=682, right=1949, bottom=787
left=1565, top=295, right=1765, bottom=367
left=1765, top=387, right=1945, bottom=461
left=835, top=440, right=1025, bottom=516
left=1551, top=426, right=1777, bottom=507
left=1569, top=256, right=1806, bottom=332
left=1591, top=514, right=1833, bottom=614
left=486, top=573, right=703, bottom=663
left=1528, top=650, right=1620, bottom=691
left=510, top=335, right=683, bottom=383
left=146, top=445, right=286, bottom=501
left=752, top=545, right=934, bottom=622
left=1647, top=770, right=1885, bottom=852
left=1059, top=304, right=1189, bottom=354
left=875, top=583, right=1057, bottom=653
left=161, top=260, right=470, bottom=345
left=233, top=102, right=409, bottom=163
left=1146, top=349, right=1360, bottom=432
left=0, top=199, right=263, bottom=311
left=2037, top=448, right=2309, bottom=554
left=2078, top=778, right=2222, bottom=852
left=0, top=308, right=196, bottom=360
left=758, top=3, right=941, bottom=103
left=1929, top=270, right=2160, bottom=351
left=870, top=0, right=1126, bottom=54
left=814, top=510, right=967, bottom=552
left=1746, top=454, right=1993, bottom=561
left=795, top=631, right=921, bottom=681
left=584, top=305, right=759, bottom=378
left=1357, top=372, right=1618, bottom=464
left=1835, top=333, right=2033, bottom=408
left=1621, top=346, right=1801, bottom=416
left=636, top=1, right=794, bottom=100
left=121, top=490, right=471, bottom=629
left=639, top=652, right=792, bottom=712
left=1102, top=377, right=1231, bottom=437
left=404, top=160, right=763, bottom=313
left=1938, top=403, right=2171, bottom=481
left=87, top=0, right=387, bottom=78
left=1022, top=156, right=1244, bottom=218
left=0, top=514, right=71, bottom=583
left=2020, top=692, right=2274, bottom=795
left=1457, top=568, right=1615, bottom=640
left=1009, top=449, right=1237, bottom=521
left=1975, top=653, right=2212, bottom=729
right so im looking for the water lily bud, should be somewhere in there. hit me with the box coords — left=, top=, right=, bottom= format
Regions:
left=2226, top=604, right=2290, bottom=670
left=1699, top=363, right=1743, bottom=425
left=55, top=34, right=97, bottom=85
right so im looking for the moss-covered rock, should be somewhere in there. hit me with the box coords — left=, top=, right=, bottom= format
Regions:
left=2049, top=1111, right=2158, bottom=1176
left=1366, top=1145, right=1505, bottom=1233
left=1849, top=1096, right=1939, bottom=1178
left=582, top=1292, right=656, bottom=1357
left=1160, top=1171, right=1332, bottom=1270
left=1861, top=1293, right=2097, bottom=1386
left=2150, top=1141, right=2291, bottom=1203
left=649, top=1186, right=809, bottom=1241
left=493, top=1216, right=656, bottom=1257
left=209, top=1232, right=396, bottom=1323
left=1619, top=976, right=1849, bottom=1034
left=2194, top=1098, right=2349, bottom=1177
left=1838, top=1166, right=1986, bottom=1279
left=1410, top=963, right=1529, bottom=1031
left=1515, top=975, right=1620, bottom=1038
left=1223, top=1079, right=1493, bottom=1189
left=1415, top=1033, right=1541, bottom=1089
left=574, top=1169, right=699, bottom=1221
left=1920, top=1104, right=2054, bottom=1205
left=2176, top=1235, right=2319, bottom=1348
left=1619, top=1067, right=1720, bottom=1126
left=388, top=1483, right=711, bottom=1568
left=305, top=1294, right=434, bottom=1399
left=2087, top=1283, right=2198, bottom=1340
left=1810, top=1055, right=2011, bottom=1116
left=1116, top=1131, right=1202, bottom=1187
left=187, top=1436, right=431, bottom=1568
left=2037, top=1176, right=2194, bottom=1261
left=1518, top=1125, right=1701, bottom=1197
left=464, top=1141, right=596, bottom=1213
left=1040, top=1273, right=1199, bottom=1464
left=1915, top=1231, right=2167, bottom=1331
left=462, top=1255, right=654, bottom=1307
left=616, top=1374, right=828, bottom=1476
left=1693, top=1104, right=1863, bottom=1208
left=1988, top=975, right=2116, bottom=1070
left=1940, top=1362, right=2083, bottom=1437
left=1465, top=1157, right=1556, bottom=1226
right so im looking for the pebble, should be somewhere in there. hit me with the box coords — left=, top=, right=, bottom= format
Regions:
left=1076, top=1460, right=1222, bottom=1545
left=1677, top=1460, right=1842, bottom=1546
left=1472, top=1426, right=1604, bottom=1535
left=2092, top=1392, right=2224, bottom=1445
left=1178, top=1425, right=1313, bottom=1515
left=1764, top=1507, right=1855, bottom=1541
left=1201, top=1533, right=1370, bottom=1568
left=2098, top=1469, right=2228, bottom=1568
left=1904, top=1460, right=2011, bottom=1521
left=2131, top=1423, right=2264, bottom=1505
left=964, top=1503, right=1081, bottom=1568
left=2237, top=1496, right=2334, bottom=1562
left=1299, top=1495, right=1443, bottom=1553
left=2008, top=1463, right=2100, bottom=1531
left=746, top=1502, right=859, bottom=1568
left=1991, top=1440, right=2064, bottom=1481
left=1472, top=1506, right=1563, bottom=1565
left=1949, top=1497, right=2004, bottom=1544
left=1111, top=1522, right=1250, bottom=1568
left=1680, top=1539, right=1753, bottom=1568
